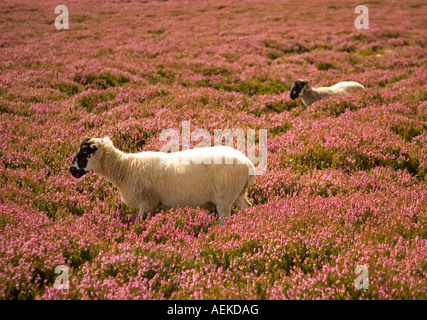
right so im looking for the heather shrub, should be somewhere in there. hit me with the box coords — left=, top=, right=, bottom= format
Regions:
left=0, top=0, right=426, bottom=300
left=76, top=90, right=118, bottom=113
left=51, top=82, right=84, bottom=96
left=391, top=123, right=425, bottom=142
left=192, top=76, right=289, bottom=96
left=74, top=72, right=129, bottom=90
left=266, top=100, right=298, bottom=113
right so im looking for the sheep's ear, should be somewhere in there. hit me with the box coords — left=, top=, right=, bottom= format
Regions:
left=95, top=143, right=104, bottom=160
left=80, top=137, right=93, bottom=148
left=303, top=80, right=312, bottom=88
left=103, top=136, right=113, bottom=145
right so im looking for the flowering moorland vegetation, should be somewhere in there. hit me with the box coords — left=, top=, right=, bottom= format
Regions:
left=0, top=0, right=426, bottom=299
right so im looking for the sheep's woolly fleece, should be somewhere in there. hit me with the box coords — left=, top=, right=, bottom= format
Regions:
left=0, top=0, right=426, bottom=300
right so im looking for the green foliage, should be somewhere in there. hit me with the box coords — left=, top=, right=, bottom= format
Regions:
left=377, top=31, right=401, bottom=39
left=321, top=100, right=366, bottom=117
left=147, top=29, right=166, bottom=34
left=199, top=66, right=232, bottom=76
left=34, top=198, right=85, bottom=221
left=290, top=146, right=335, bottom=171
left=201, top=239, right=263, bottom=269
left=73, top=14, right=93, bottom=23
left=63, top=245, right=100, bottom=269
left=352, top=34, right=371, bottom=42
left=391, top=123, right=425, bottom=142
left=5, top=281, right=36, bottom=300
left=51, top=82, right=84, bottom=95
left=249, top=181, right=300, bottom=205
left=286, top=145, right=423, bottom=180
left=265, top=49, right=283, bottom=60
left=266, top=100, right=298, bottom=113
left=356, top=46, right=383, bottom=56
left=114, top=131, right=154, bottom=153
left=269, top=123, right=292, bottom=136
left=0, top=103, right=33, bottom=117
left=1, top=156, right=33, bottom=170
left=74, top=72, right=129, bottom=89
left=192, top=75, right=289, bottom=96
left=317, top=62, right=335, bottom=70
left=95, top=48, right=114, bottom=57
left=262, top=40, right=309, bottom=55
left=76, top=91, right=118, bottom=113
left=379, top=74, right=407, bottom=88
left=143, top=69, right=176, bottom=85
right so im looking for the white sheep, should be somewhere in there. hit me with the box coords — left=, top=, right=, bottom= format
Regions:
left=70, top=137, right=255, bottom=225
left=290, top=79, right=365, bottom=107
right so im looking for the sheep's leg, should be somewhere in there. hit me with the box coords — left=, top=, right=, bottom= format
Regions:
left=234, top=194, right=251, bottom=209
left=138, top=194, right=159, bottom=220
left=139, top=209, right=149, bottom=219
left=216, top=202, right=233, bottom=226
left=138, top=203, right=157, bottom=220
left=234, top=184, right=252, bottom=209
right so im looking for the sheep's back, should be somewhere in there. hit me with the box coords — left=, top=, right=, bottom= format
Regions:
left=146, top=147, right=254, bottom=206
left=329, top=81, right=365, bottom=94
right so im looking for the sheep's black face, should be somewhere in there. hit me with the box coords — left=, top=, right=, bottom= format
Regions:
left=70, top=138, right=97, bottom=179
left=290, top=81, right=308, bottom=100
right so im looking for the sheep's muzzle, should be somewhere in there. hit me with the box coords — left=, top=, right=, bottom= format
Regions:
left=290, top=90, right=299, bottom=100
left=70, top=166, right=87, bottom=178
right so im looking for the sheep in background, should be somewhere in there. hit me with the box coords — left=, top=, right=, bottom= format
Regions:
left=70, top=137, right=255, bottom=225
left=290, top=79, right=365, bottom=107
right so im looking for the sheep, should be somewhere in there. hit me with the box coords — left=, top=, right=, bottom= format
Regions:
left=70, top=137, right=256, bottom=225
left=290, top=79, right=365, bottom=107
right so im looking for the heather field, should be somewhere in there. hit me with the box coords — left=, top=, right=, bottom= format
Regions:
left=0, top=0, right=426, bottom=300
